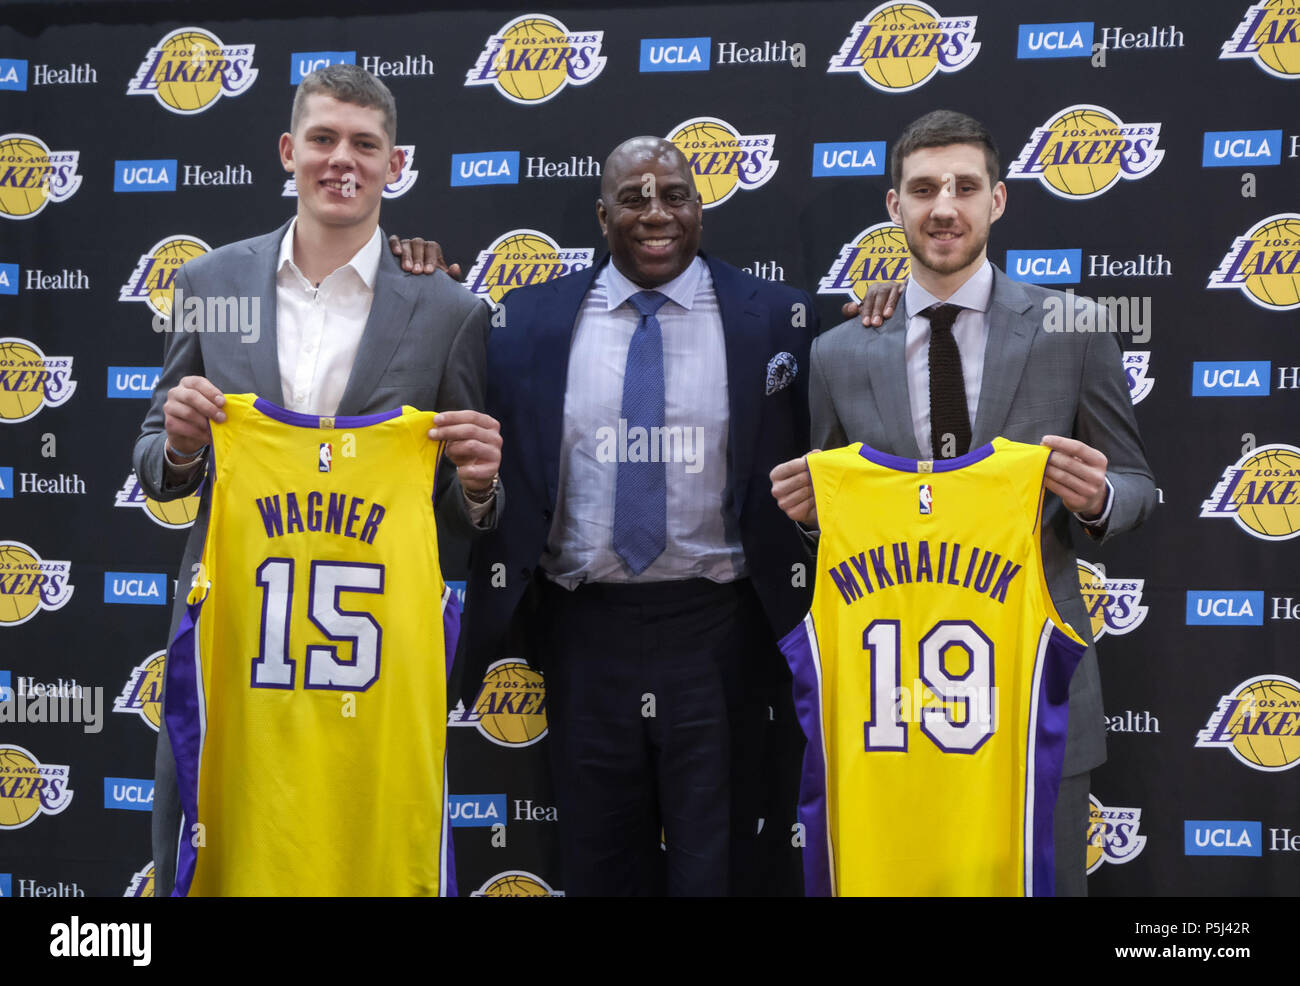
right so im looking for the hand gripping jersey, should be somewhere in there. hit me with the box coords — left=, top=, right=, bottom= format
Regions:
left=165, top=394, right=458, bottom=896
left=779, top=438, right=1086, bottom=897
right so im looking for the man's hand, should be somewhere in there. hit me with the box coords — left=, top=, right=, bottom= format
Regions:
left=770, top=452, right=821, bottom=527
left=1041, top=435, right=1108, bottom=518
left=841, top=280, right=906, bottom=327
left=163, top=375, right=225, bottom=457
left=430, top=410, right=502, bottom=494
left=387, top=235, right=462, bottom=280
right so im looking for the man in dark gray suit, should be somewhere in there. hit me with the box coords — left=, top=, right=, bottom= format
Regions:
left=770, top=110, right=1155, bottom=895
left=134, top=64, right=501, bottom=895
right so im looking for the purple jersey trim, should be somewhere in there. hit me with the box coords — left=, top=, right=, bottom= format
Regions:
left=1029, top=623, right=1086, bottom=896
left=779, top=616, right=834, bottom=897
left=252, top=397, right=403, bottom=429
left=164, top=598, right=205, bottom=898
left=441, top=586, right=462, bottom=898
left=857, top=441, right=996, bottom=473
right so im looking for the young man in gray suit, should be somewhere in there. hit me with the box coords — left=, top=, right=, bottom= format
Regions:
left=134, top=64, right=501, bottom=895
left=770, top=110, right=1156, bottom=895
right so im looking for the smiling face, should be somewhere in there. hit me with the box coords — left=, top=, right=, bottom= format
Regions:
left=597, top=138, right=702, bottom=289
left=887, top=142, right=1006, bottom=295
left=279, top=93, right=403, bottom=235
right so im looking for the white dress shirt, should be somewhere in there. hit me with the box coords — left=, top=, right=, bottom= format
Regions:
left=541, top=256, right=746, bottom=587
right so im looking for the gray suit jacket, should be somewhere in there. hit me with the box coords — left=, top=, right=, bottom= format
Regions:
left=809, top=265, right=1156, bottom=775
left=133, top=218, right=493, bottom=895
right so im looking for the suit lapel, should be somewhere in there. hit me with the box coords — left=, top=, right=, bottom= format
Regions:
left=337, top=231, right=416, bottom=416
left=242, top=219, right=289, bottom=407
left=709, top=255, right=762, bottom=517
left=538, top=259, right=603, bottom=505
left=971, top=267, right=1035, bottom=447
left=867, top=311, right=922, bottom=458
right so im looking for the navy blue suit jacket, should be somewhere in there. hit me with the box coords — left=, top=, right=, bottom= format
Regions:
left=462, top=253, right=816, bottom=684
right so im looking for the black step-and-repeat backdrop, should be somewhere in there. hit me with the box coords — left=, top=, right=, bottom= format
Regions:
left=1, top=0, right=1296, bottom=897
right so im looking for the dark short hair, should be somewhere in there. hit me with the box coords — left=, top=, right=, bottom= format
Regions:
left=890, top=110, right=999, bottom=189
left=291, top=63, right=396, bottom=146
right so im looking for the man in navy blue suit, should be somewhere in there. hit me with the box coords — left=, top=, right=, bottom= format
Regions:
left=464, top=136, right=816, bottom=895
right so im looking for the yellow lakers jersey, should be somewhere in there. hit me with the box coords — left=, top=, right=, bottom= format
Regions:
left=779, top=438, right=1086, bottom=897
left=165, top=394, right=457, bottom=896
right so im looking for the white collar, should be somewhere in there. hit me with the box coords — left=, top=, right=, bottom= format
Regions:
left=277, top=218, right=382, bottom=289
left=904, top=259, right=993, bottom=318
left=602, top=255, right=706, bottom=312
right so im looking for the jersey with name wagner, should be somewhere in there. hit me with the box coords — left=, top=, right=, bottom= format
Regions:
left=165, top=394, right=458, bottom=896
left=780, top=437, right=1085, bottom=896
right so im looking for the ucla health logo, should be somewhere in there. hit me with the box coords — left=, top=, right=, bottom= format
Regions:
left=1202, top=130, right=1282, bottom=167
left=465, top=14, right=606, bottom=104
left=472, top=871, right=564, bottom=896
left=282, top=146, right=418, bottom=199
left=1193, top=360, right=1270, bottom=396
left=451, top=151, right=519, bottom=187
left=828, top=2, right=979, bottom=92
left=1123, top=352, right=1153, bottom=404
left=0, top=134, right=82, bottom=220
left=667, top=117, right=778, bottom=208
left=1005, top=249, right=1080, bottom=285
left=1185, top=821, right=1262, bottom=856
left=119, top=235, right=211, bottom=319
left=640, top=37, right=710, bottom=72
left=448, top=658, right=548, bottom=747
left=1186, top=590, right=1265, bottom=626
left=1017, top=21, right=1093, bottom=59
left=0, top=338, right=76, bottom=423
left=465, top=230, right=594, bottom=304
left=1086, top=795, right=1147, bottom=874
left=115, top=471, right=201, bottom=528
left=114, top=159, right=177, bottom=193
left=0, top=745, right=72, bottom=829
left=1076, top=559, right=1147, bottom=639
left=0, top=58, right=26, bottom=90
left=290, top=51, right=356, bottom=84
left=447, top=794, right=507, bottom=827
left=113, top=651, right=165, bottom=732
left=1201, top=443, right=1300, bottom=540
left=819, top=222, right=911, bottom=303
left=107, top=366, right=161, bottom=399
left=103, top=572, right=167, bottom=606
left=127, top=27, right=257, bottom=114
left=104, top=777, right=154, bottom=811
left=812, top=141, right=886, bottom=178
left=1006, top=105, right=1163, bottom=200
left=1196, top=674, right=1300, bottom=771
left=124, top=861, right=155, bottom=897
left=1222, top=2, right=1300, bottom=79
left=0, top=541, right=73, bottom=627
left=1207, top=214, right=1300, bottom=311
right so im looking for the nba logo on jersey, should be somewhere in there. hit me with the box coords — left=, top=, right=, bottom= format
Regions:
left=919, top=483, right=932, bottom=514
left=318, top=443, right=331, bottom=473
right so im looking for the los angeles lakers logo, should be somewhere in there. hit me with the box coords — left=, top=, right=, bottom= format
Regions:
left=0, top=541, right=73, bottom=627
left=1123, top=352, right=1154, bottom=405
left=282, top=145, right=419, bottom=200
left=0, top=338, right=76, bottom=424
left=1207, top=214, right=1300, bottom=311
left=827, top=2, right=979, bottom=93
left=818, top=222, right=911, bottom=302
left=0, top=134, right=82, bottom=221
left=447, top=658, right=548, bottom=747
left=1006, top=105, right=1164, bottom=200
left=666, top=117, right=778, bottom=209
left=471, top=870, right=564, bottom=896
left=124, top=861, right=155, bottom=897
left=1076, top=559, right=1147, bottom=639
left=119, top=235, right=211, bottom=319
left=1196, top=674, right=1300, bottom=772
left=1222, top=1, right=1300, bottom=79
left=465, top=229, right=594, bottom=304
left=115, top=472, right=201, bottom=529
left=1085, top=795, right=1147, bottom=874
left=127, top=27, right=257, bottom=114
left=1200, top=443, right=1300, bottom=540
left=465, top=14, right=606, bottom=104
left=0, top=745, right=73, bottom=829
left=114, top=652, right=165, bottom=732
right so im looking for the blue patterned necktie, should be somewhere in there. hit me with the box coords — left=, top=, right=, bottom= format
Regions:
left=613, top=290, right=669, bottom=575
